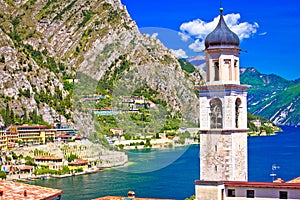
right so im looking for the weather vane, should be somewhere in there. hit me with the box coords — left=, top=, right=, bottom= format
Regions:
left=220, top=0, right=223, bottom=13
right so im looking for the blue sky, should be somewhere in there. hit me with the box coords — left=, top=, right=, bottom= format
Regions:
left=121, top=0, right=300, bottom=80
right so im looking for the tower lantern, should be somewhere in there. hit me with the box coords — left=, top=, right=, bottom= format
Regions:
left=204, top=8, right=241, bottom=85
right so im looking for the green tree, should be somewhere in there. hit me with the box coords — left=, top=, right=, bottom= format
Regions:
left=25, top=160, right=37, bottom=166
left=32, top=109, right=38, bottom=124
left=22, top=107, right=28, bottom=124
left=0, top=55, right=5, bottom=63
left=5, top=103, right=10, bottom=126
left=61, top=166, right=70, bottom=174
left=0, top=171, right=7, bottom=180
left=144, top=138, right=152, bottom=148
left=25, top=156, right=34, bottom=161
left=5, top=156, right=11, bottom=162
left=185, top=195, right=195, bottom=200
left=12, top=152, right=18, bottom=160
left=67, top=153, right=79, bottom=162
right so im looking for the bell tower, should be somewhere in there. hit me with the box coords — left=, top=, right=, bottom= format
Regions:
left=198, top=8, right=249, bottom=182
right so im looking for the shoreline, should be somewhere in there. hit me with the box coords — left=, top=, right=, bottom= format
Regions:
left=6, top=159, right=129, bottom=182
left=6, top=168, right=103, bottom=182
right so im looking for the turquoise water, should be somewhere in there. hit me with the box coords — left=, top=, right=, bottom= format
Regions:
left=29, top=126, right=300, bottom=200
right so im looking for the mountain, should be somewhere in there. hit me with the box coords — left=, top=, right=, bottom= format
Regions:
left=187, top=55, right=206, bottom=78
left=0, top=0, right=203, bottom=137
left=240, top=67, right=300, bottom=126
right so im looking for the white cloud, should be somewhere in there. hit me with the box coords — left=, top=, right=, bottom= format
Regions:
left=188, top=39, right=204, bottom=53
left=259, top=32, right=267, bottom=36
left=171, top=49, right=188, bottom=58
left=151, top=32, right=158, bottom=39
left=179, top=13, right=259, bottom=52
left=178, top=32, right=190, bottom=42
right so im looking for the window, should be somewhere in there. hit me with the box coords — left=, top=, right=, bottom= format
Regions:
left=235, top=98, right=241, bottom=128
left=279, top=191, right=288, bottom=199
left=210, top=98, right=223, bottom=129
left=214, top=61, right=219, bottom=81
left=228, top=189, right=235, bottom=197
left=246, top=190, right=254, bottom=198
left=224, top=59, right=231, bottom=64
left=221, top=189, right=225, bottom=200
left=215, top=165, right=218, bottom=172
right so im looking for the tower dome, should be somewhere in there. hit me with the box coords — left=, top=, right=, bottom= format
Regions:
left=205, top=8, right=240, bottom=50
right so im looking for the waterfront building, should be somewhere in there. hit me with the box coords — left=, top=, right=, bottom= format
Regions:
left=5, top=128, right=18, bottom=144
left=195, top=7, right=300, bottom=200
left=0, top=130, right=7, bottom=150
left=54, top=125, right=78, bottom=135
left=34, top=156, right=64, bottom=170
left=251, top=119, right=261, bottom=128
left=55, top=133, right=73, bottom=143
left=110, top=128, right=123, bottom=136
left=68, top=158, right=88, bottom=171
left=7, top=125, right=56, bottom=145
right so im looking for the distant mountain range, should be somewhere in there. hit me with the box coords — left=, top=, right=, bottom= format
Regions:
left=240, top=67, right=300, bottom=126
left=188, top=56, right=300, bottom=126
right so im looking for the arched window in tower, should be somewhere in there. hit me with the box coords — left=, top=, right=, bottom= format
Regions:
left=235, top=98, right=242, bottom=128
left=210, top=98, right=223, bottom=129
left=214, top=61, right=219, bottom=81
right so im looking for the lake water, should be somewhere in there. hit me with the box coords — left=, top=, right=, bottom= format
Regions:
left=30, top=126, right=300, bottom=200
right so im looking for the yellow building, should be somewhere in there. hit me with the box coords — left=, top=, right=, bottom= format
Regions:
left=109, top=128, right=123, bottom=136
left=0, top=130, right=7, bottom=150
left=68, top=158, right=88, bottom=171
left=7, top=125, right=56, bottom=145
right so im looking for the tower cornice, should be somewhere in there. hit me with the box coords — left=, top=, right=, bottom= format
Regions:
left=196, top=84, right=250, bottom=91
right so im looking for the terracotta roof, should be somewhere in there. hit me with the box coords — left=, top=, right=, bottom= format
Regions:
left=13, top=125, right=50, bottom=129
left=93, top=196, right=172, bottom=200
left=74, top=136, right=83, bottom=139
left=195, top=180, right=300, bottom=189
left=225, top=181, right=300, bottom=189
left=20, top=166, right=34, bottom=170
left=0, top=181, right=62, bottom=200
left=35, top=156, right=63, bottom=160
left=56, top=134, right=72, bottom=137
left=68, top=158, right=88, bottom=166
